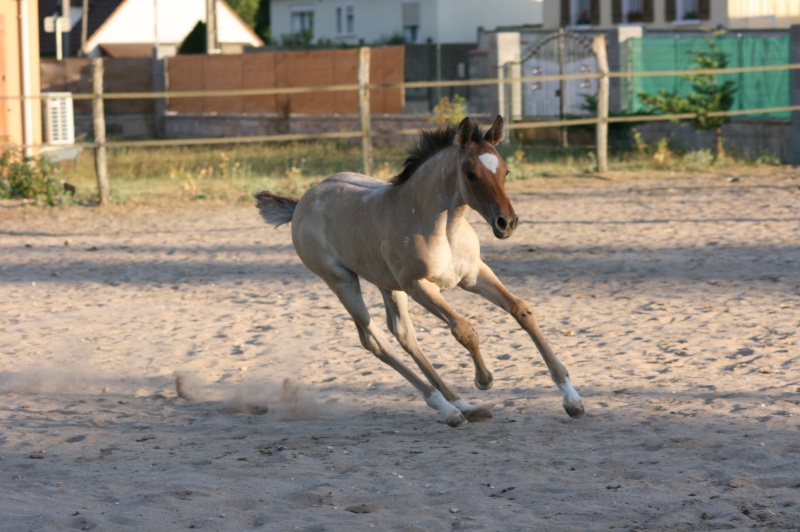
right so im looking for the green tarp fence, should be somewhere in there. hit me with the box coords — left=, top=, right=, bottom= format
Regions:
left=623, top=34, right=790, bottom=118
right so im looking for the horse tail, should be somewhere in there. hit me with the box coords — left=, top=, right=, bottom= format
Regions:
left=254, top=190, right=298, bottom=227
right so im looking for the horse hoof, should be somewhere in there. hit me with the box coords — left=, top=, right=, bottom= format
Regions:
left=474, top=372, right=494, bottom=391
left=564, top=402, right=585, bottom=419
left=446, top=412, right=468, bottom=428
left=464, top=406, right=493, bottom=422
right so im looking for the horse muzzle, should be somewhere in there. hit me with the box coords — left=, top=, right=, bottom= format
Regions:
left=491, top=213, right=518, bottom=239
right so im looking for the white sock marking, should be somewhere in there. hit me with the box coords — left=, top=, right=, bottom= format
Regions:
left=557, top=378, right=582, bottom=408
left=478, top=153, right=499, bottom=174
left=451, top=399, right=477, bottom=413
left=425, top=390, right=462, bottom=419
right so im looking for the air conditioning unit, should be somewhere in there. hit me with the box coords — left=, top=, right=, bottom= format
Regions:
left=43, top=92, right=75, bottom=145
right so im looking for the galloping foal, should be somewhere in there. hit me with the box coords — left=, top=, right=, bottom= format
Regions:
left=255, top=116, right=584, bottom=427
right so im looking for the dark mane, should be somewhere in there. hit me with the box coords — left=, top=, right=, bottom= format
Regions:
left=390, top=121, right=483, bottom=186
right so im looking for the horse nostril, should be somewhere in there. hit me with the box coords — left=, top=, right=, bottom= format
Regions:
left=510, top=216, right=519, bottom=230
left=496, top=216, right=507, bottom=230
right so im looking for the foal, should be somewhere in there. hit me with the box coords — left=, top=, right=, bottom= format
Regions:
left=255, top=116, right=584, bottom=427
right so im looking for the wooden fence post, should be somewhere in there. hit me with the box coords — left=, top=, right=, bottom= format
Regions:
left=593, top=35, right=609, bottom=174
left=91, top=58, right=111, bottom=205
left=358, top=46, right=373, bottom=175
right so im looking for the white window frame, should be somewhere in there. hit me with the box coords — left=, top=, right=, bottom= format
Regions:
left=336, top=3, right=355, bottom=37
left=673, top=0, right=700, bottom=25
left=571, top=0, right=592, bottom=28
left=622, top=0, right=645, bottom=24
left=290, top=5, right=314, bottom=34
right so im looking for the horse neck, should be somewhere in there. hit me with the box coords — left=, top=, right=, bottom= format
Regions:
left=403, top=146, right=467, bottom=225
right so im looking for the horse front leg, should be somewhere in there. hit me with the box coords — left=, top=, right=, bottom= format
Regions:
left=461, top=263, right=585, bottom=419
left=406, top=279, right=494, bottom=391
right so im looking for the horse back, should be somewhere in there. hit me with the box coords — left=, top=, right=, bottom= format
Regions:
left=291, top=173, right=401, bottom=286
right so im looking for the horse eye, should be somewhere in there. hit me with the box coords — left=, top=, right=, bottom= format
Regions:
left=466, top=171, right=478, bottom=182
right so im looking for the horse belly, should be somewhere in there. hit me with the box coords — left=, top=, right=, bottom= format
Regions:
left=290, top=180, right=400, bottom=289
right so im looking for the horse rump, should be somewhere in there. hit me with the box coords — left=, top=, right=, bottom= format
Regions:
left=254, top=190, right=299, bottom=227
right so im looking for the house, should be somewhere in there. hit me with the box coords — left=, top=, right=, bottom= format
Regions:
left=38, top=0, right=263, bottom=59
left=543, top=0, right=800, bottom=31
left=1, top=0, right=43, bottom=153
left=270, top=0, right=544, bottom=45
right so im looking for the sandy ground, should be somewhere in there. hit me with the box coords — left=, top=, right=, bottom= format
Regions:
left=1, top=170, right=799, bottom=531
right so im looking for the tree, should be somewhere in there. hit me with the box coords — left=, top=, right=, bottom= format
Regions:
left=254, top=0, right=271, bottom=43
left=226, top=0, right=258, bottom=28
left=178, top=21, right=206, bottom=54
left=226, top=0, right=270, bottom=43
left=637, top=39, right=737, bottom=161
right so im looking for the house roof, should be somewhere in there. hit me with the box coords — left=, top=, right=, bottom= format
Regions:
left=39, top=0, right=263, bottom=58
left=39, top=0, right=126, bottom=57
left=98, top=43, right=155, bottom=58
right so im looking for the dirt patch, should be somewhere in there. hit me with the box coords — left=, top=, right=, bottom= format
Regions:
left=1, top=172, right=799, bottom=529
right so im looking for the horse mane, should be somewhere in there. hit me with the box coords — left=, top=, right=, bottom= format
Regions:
left=390, top=121, right=484, bottom=186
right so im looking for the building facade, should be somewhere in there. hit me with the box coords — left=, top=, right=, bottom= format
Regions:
left=270, top=0, right=544, bottom=45
left=543, top=0, right=800, bottom=31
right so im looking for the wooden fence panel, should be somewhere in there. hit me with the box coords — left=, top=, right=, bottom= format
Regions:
left=166, top=46, right=405, bottom=115
left=167, top=55, right=205, bottom=114
left=203, top=55, right=244, bottom=114
left=242, top=53, right=276, bottom=113
left=333, top=49, right=358, bottom=114
left=103, top=58, right=153, bottom=115
left=377, top=46, right=405, bottom=114
left=283, top=50, right=337, bottom=114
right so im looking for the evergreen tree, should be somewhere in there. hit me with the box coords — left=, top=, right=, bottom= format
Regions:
left=226, top=0, right=259, bottom=30
left=178, top=21, right=207, bottom=54
left=254, top=0, right=271, bottom=43
left=638, top=39, right=737, bottom=161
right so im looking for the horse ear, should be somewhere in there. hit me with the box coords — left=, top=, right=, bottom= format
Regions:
left=483, top=115, right=505, bottom=145
left=455, top=117, right=473, bottom=148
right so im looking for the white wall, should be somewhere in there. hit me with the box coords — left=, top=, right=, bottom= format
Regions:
left=436, top=0, right=542, bottom=43
left=271, top=0, right=542, bottom=45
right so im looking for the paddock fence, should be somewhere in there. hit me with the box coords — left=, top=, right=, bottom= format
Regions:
left=3, top=43, right=800, bottom=203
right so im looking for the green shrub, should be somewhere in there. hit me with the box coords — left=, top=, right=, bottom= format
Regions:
left=0, top=149, right=62, bottom=205
left=429, top=95, right=467, bottom=126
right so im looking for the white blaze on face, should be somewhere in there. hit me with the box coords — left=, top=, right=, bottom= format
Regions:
left=478, top=153, right=499, bottom=174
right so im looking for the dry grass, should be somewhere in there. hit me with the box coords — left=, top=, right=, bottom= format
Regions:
left=53, top=136, right=785, bottom=205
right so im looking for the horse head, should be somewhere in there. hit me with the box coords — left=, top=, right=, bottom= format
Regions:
left=454, top=116, right=518, bottom=239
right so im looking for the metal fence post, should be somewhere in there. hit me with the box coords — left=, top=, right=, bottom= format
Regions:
left=593, top=35, right=609, bottom=174
left=358, top=46, right=373, bottom=175
left=91, top=58, right=111, bottom=205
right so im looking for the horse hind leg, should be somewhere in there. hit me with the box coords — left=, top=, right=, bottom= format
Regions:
left=322, top=269, right=467, bottom=427
left=380, top=289, right=493, bottom=422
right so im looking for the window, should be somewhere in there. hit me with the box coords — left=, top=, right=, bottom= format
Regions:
left=402, top=2, right=420, bottom=43
left=678, top=0, right=699, bottom=21
left=291, top=7, right=314, bottom=34
left=624, top=0, right=644, bottom=23
left=336, top=4, right=355, bottom=36
left=572, top=0, right=591, bottom=26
